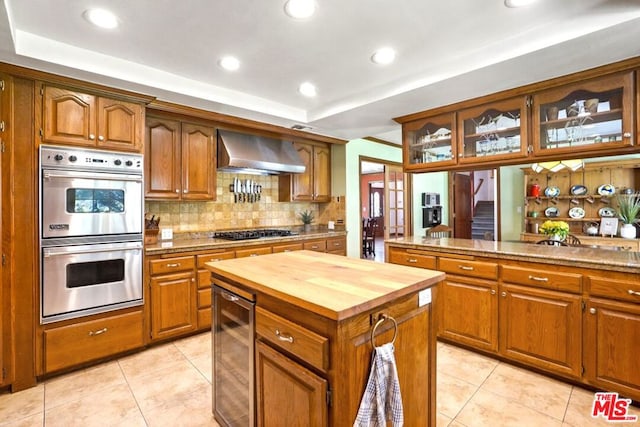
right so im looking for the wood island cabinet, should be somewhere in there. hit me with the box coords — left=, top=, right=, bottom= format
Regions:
left=40, top=84, right=144, bottom=152
left=149, top=256, right=197, bottom=340
left=279, top=141, right=331, bottom=202
left=145, top=115, right=216, bottom=200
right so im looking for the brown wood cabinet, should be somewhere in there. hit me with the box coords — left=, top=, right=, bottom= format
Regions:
left=149, top=256, right=197, bottom=340
left=279, top=142, right=331, bottom=202
left=325, top=236, right=346, bottom=255
left=395, top=64, right=640, bottom=172
left=40, top=84, right=144, bottom=152
left=255, top=339, right=328, bottom=427
left=195, top=251, right=235, bottom=330
left=43, top=310, right=144, bottom=373
left=387, top=242, right=640, bottom=401
left=499, top=284, right=582, bottom=378
left=145, top=115, right=216, bottom=200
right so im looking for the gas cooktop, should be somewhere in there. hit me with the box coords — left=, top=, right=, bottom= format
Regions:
left=213, top=229, right=297, bottom=241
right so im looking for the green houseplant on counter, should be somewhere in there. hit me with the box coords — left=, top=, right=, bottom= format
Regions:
left=616, top=192, right=640, bottom=239
left=539, top=220, right=570, bottom=241
left=299, top=210, right=315, bottom=232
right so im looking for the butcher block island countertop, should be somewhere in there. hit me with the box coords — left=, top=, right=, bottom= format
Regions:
left=206, top=250, right=445, bottom=427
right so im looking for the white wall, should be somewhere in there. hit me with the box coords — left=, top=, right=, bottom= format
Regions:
left=412, top=171, right=449, bottom=237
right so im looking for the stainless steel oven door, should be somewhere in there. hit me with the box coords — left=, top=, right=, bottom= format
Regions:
left=41, top=241, right=143, bottom=323
left=41, top=169, right=143, bottom=239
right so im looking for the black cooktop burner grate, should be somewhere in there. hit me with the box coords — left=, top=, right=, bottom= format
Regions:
left=213, top=229, right=295, bottom=241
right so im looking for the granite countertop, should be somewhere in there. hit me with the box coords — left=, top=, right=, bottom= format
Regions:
left=206, top=250, right=444, bottom=321
left=385, top=237, right=640, bottom=273
left=145, top=229, right=347, bottom=255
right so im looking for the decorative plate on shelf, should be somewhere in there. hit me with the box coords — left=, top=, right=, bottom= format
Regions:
left=568, top=207, right=585, bottom=219
left=570, top=185, right=588, bottom=196
left=598, top=207, right=616, bottom=217
left=544, top=207, right=559, bottom=218
left=544, top=186, right=560, bottom=197
left=597, top=184, right=616, bottom=196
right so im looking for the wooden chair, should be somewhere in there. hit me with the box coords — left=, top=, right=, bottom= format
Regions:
left=362, top=218, right=378, bottom=257
left=536, top=239, right=568, bottom=246
left=564, top=234, right=581, bottom=246
left=426, top=224, right=452, bottom=238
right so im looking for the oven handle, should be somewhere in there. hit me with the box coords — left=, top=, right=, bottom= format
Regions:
left=43, top=243, right=143, bottom=257
left=43, top=171, right=142, bottom=182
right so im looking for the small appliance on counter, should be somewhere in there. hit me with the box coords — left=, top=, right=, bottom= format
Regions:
left=422, top=192, right=442, bottom=229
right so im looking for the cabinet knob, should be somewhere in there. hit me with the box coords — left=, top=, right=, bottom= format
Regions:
left=166, top=263, right=180, bottom=268
left=183, top=189, right=188, bottom=193
left=407, top=258, right=418, bottom=263
left=490, top=290, right=496, bottom=295
left=501, top=291, right=507, bottom=297
left=459, top=265, right=474, bottom=271
left=589, top=308, right=597, bottom=314
left=628, top=289, right=640, bottom=297
left=98, top=135, right=104, bottom=141
left=623, top=132, right=632, bottom=138
left=275, top=329, right=294, bottom=343
left=89, top=134, right=95, bottom=140
left=88, top=327, right=107, bottom=336
left=176, top=189, right=180, bottom=193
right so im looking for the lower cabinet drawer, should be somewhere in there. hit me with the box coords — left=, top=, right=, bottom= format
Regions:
left=235, top=246, right=272, bottom=258
left=304, top=240, right=326, bottom=252
left=502, top=265, right=582, bottom=293
left=388, top=248, right=436, bottom=269
left=589, top=276, right=640, bottom=303
left=439, top=257, right=498, bottom=280
left=256, top=307, right=329, bottom=372
left=326, top=237, right=345, bottom=253
left=272, top=243, right=304, bottom=253
left=197, top=307, right=211, bottom=329
left=198, top=288, right=212, bottom=308
left=44, top=311, right=144, bottom=373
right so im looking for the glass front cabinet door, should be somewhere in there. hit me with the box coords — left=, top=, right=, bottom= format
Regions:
left=532, top=72, right=634, bottom=156
left=403, top=112, right=456, bottom=170
left=457, top=96, right=529, bottom=165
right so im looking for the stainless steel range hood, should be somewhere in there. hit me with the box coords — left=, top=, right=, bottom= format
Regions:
left=217, top=130, right=305, bottom=175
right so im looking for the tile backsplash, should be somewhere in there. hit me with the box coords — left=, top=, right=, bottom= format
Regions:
left=145, top=172, right=345, bottom=232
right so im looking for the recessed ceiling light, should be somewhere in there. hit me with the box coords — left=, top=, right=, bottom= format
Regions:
left=284, top=0, right=317, bottom=19
left=298, top=82, right=317, bottom=97
left=219, top=56, right=240, bottom=71
left=504, top=0, right=537, bottom=8
left=83, top=8, right=119, bottom=29
left=371, top=47, right=396, bottom=65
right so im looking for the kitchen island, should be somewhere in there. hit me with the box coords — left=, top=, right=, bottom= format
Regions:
left=386, top=237, right=640, bottom=402
left=206, top=250, right=444, bottom=426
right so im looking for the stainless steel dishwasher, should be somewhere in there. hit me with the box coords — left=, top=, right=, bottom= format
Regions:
left=212, top=283, right=255, bottom=427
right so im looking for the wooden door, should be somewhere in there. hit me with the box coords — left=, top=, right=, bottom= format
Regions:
left=453, top=172, right=472, bottom=238
left=312, top=145, right=331, bottom=201
left=145, top=117, right=181, bottom=199
left=96, top=97, right=143, bottom=152
left=438, top=276, right=498, bottom=352
left=42, top=85, right=96, bottom=146
left=499, top=284, right=582, bottom=378
left=150, top=271, right=197, bottom=340
left=181, top=122, right=216, bottom=200
left=255, top=340, right=328, bottom=427
left=291, top=142, right=313, bottom=201
left=585, top=298, right=640, bottom=401
left=385, top=165, right=405, bottom=239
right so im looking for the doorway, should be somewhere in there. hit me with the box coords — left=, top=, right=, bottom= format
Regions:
left=450, top=169, right=499, bottom=240
left=360, top=158, right=406, bottom=262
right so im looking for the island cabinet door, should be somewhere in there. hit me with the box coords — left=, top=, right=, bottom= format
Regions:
left=255, top=340, right=328, bottom=427
left=438, top=275, right=498, bottom=353
left=584, top=298, right=640, bottom=402
left=498, top=284, right=582, bottom=379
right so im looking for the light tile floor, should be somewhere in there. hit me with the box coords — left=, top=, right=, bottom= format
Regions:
left=1, top=333, right=638, bottom=426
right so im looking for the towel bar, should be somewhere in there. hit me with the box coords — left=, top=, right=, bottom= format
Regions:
left=370, top=314, right=398, bottom=348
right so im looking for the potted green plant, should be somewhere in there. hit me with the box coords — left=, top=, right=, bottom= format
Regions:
left=616, top=192, right=640, bottom=239
left=299, top=210, right=314, bottom=232
left=539, top=220, right=570, bottom=241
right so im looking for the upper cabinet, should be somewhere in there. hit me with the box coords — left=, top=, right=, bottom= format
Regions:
left=457, top=96, right=529, bottom=165
left=279, top=141, right=331, bottom=202
left=532, top=72, right=634, bottom=157
left=403, top=112, right=456, bottom=170
left=145, top=115, right=216, bottom=201
left=40, top=84, right=144, bottom=152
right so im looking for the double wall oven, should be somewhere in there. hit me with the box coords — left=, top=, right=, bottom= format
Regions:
left=39, top=145, right=144, bottom=324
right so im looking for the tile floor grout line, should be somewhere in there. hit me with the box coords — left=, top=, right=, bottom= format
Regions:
left=447, top=359, right=501, bottom=424
left=116, top=357, right=150, bottom=427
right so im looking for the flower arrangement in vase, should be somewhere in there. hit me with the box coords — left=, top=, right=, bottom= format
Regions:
left=539, top=220, right=570, bottom=241
left=615, top=192, right=640, bottom=239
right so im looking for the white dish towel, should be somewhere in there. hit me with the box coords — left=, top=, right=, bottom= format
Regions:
left=353, top=342, right=404, bottom=427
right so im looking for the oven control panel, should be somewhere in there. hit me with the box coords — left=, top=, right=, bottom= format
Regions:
left=40, top=145, right=143, bottom=173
